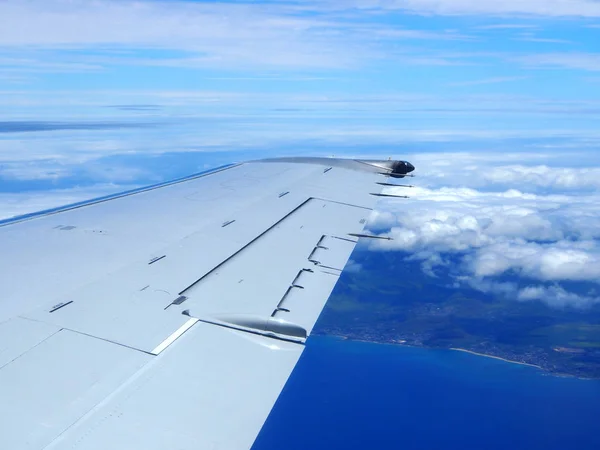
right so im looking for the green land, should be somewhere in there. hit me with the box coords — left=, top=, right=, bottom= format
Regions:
left=314, top=249, right=600, bottom=379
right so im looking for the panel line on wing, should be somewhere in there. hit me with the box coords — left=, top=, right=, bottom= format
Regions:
left=23, top=323, right=158, bottom=356
left=0, top=321, right=62, bottom=371
left=178, top=197, right=314, bottom=296
left=311, top=197, right=373, bottom=211
left=331, top=235, right=359, bottom=243
left=314, top=265, right=343, bottom=271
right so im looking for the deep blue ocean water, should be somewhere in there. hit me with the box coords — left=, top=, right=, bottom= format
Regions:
left=253, top=336, right=600, bottom=450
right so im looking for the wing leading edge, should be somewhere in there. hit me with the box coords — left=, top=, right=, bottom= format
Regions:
left=0, top=156, right=414, bottom=450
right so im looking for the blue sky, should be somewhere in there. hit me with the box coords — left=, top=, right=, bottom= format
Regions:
left=2, top=0, right=600, bottom=121
left=1, top=0, right=600, bottom=308
left=2, top=1, right=599, bottom=171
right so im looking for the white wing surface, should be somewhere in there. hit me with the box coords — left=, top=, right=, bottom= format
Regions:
left=0, top=156, right=414, bottom=450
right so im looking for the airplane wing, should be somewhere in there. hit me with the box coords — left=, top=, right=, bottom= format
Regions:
left=0, top=156, right=413, bottom=450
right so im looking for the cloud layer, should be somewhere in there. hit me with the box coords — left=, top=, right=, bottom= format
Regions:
left=368, top=152, right=600, bottom=308
left=0, top=1, right=371, bottom=69
left=1, top=0, right=600, bottom=75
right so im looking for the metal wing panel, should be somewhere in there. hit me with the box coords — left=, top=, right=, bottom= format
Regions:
left=0, top=157, right=413, bottom=450
left=45, top=323, right=303, bottom=450
left=0, top=330, right=151, bottom=450
left=0, top=162, right=320, bottom=322
left=23, top=286, right=193, bottom=354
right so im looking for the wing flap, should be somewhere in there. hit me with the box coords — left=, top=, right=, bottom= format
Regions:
left=169, top=198, right=369, bottom=336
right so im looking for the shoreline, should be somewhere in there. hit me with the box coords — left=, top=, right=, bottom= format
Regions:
left=449, top=347, right=542, bottom=370
left=324, top=334, right=597, bottom=379
left=329, top=335, right=543, bottom=370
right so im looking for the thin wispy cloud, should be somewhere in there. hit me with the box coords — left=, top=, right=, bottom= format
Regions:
left=0, top=1, right=483, bottom=75
left=515, top=36, right=573, bottom=44
left=1, top=0, right=597, bottom=76
left=475, top=24, right=540, bottom=30
left=332, top=0, right=600, bottom=17
left=516, top=52, right=600, bottom=72
left=0, top=121, right=158, bottom=133
left=371, top=28, right=475, bottom=41
left=449, top=76, right=528, bottom=86
left=0, top=1, right=366, bottom=69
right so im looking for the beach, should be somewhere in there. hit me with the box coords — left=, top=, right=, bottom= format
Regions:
left=450, top=347, right=542, bottom=369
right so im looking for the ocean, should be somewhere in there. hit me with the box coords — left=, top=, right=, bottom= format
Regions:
left=253, top=336, right=600, bottom=450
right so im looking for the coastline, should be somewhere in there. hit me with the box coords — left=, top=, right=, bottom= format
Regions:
left=324, top=334, right=597, bottom=379
left=449, top=347, right=542, bottom=369
left=329, top=335, right=543, bottom=370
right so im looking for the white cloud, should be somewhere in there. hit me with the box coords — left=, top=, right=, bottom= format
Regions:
left=517, top=285, right=599, bottom=308
left=370, top=185, right=588, bottom=246
left=468, top=279, right=600, bottom=308
left=482, top=164, right=600, bottom=189
left=470, top=241, right=600, bottom=281
left=1, top=0, right=598, bottom=77
left=1, top=108, right=599, bottom=173
left=406, top=152, right=600, bottom=192
left=371, top=27, right=473, bottom=41
left=515, top=52, right=600, bottom=72
left=367, top=151, right=600, bottom=308
left=449, top=76, right=528, bottom=86
left=515, top=36, right=573, bottom=44
left=475, top=24, right=540, bottom=29
left=0, top=0, right=477, bottom=72
left=0, top=0, right=366, bottom=69
left=344, top=259, right=364, bottom=273
left=340, top=0, right=600, bottom=17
